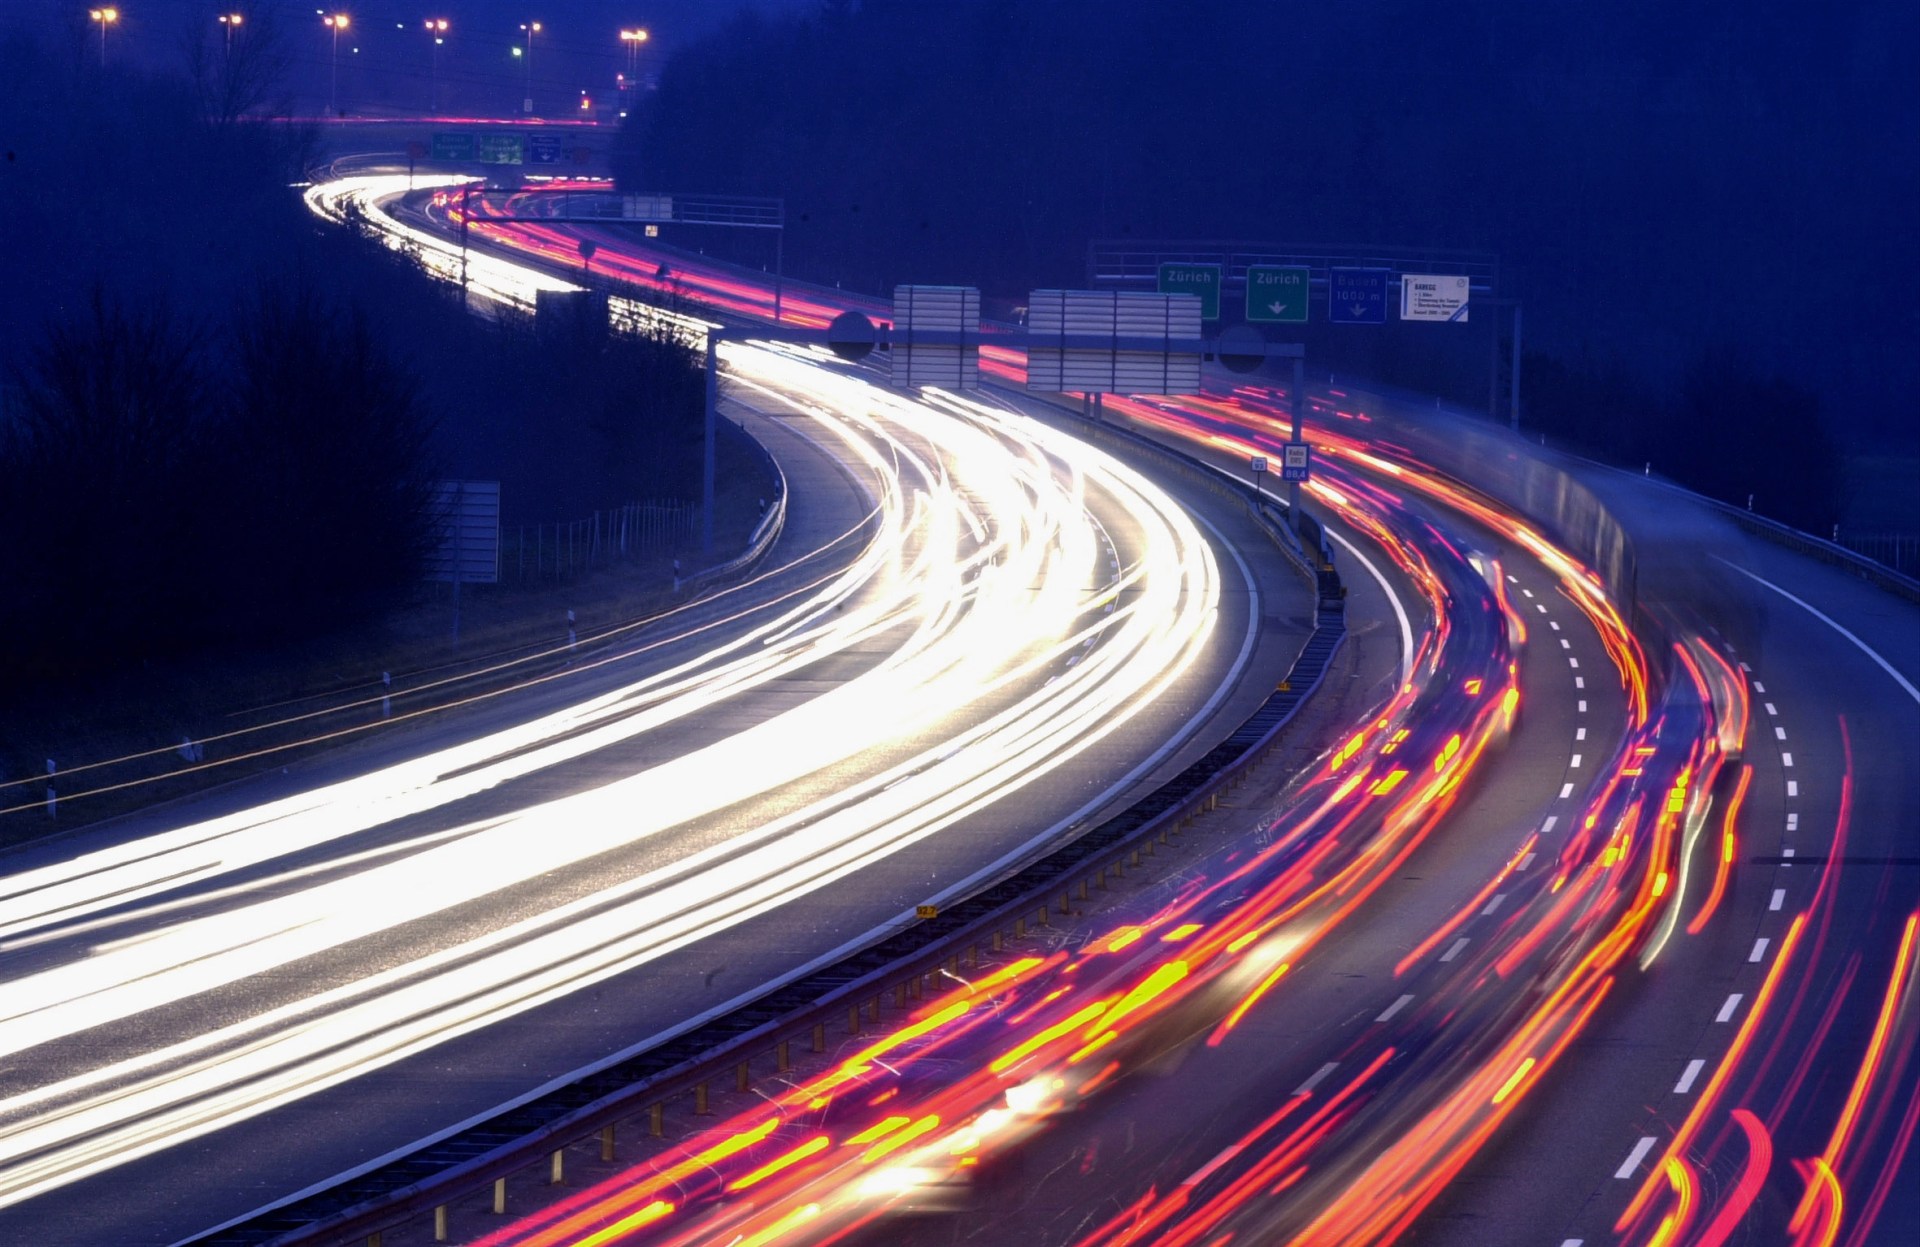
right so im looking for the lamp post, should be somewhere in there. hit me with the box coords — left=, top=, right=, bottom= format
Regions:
left=218, top=12, right=243, bottom=57
left=87, top=8, right=118, bottom=68
left=423, top=18, right=448, bottom=113
left=619, top=27, right=648, bottom=77
left=322, top=13, right=350, bottom=116
left=519, top=21, right=541, bottom=114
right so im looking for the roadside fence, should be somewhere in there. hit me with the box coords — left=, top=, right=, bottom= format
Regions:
left=500, top=500, right=697, bottom=585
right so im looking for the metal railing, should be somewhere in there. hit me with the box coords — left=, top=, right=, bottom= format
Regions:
left=499, top=500, right=695, bottom=584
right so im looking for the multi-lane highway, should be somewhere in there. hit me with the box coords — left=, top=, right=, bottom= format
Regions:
left=386, top=178, right=1918, bottom=1246
left=3, top=164, right=1912, bottom=1247
left=0, top=181, right=1312, bottom=1246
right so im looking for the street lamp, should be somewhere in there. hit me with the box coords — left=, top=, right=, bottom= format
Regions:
left=87, top=8, right=118, bottom=68
left=321, top=13, right=350, bottom=116
left=619, top=27, right=648, bottom=78
left=423, top=18, right=448, bottom=113
left=218, top=12, right=243, bottom=57
left=518, top=21, right=541, bottom=114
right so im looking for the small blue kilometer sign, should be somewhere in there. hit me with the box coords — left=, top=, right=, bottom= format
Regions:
left=1282, top=443, right=1311, bottom=481
left=1328, top=267, right=1390, bottom=324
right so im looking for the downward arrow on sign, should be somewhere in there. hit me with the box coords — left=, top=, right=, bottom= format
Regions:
left=1268, top=301, right=1288, bottom=315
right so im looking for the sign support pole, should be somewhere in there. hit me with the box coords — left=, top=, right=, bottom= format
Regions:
left=702, top=332, right=718, bottom=554
left=1510, top=302, right=1523, bottom=432
left=459, top=182, right=472, bottom=300
left=773, top=229, right=784, bottom=324
left=1288, top=356, right=1305, bottom=528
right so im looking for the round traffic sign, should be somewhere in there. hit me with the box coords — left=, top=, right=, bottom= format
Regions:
left=827, top=310, right=877, bottom=361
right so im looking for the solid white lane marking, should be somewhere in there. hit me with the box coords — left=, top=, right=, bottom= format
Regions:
left=1750, top=937, right=1771, bottom=963
left=1577, top=727, right=1588, bottom=741
left=1781, top=752, right=1794, bottom=767
left=1441, top=937, right=1470, bottom=962
left=1578, top=699, right=1588, bottom=712
left=1482, top=893, right=1507, bottom=916
left=1542, top=815, right=1559, bottom=834
left=1719, top=560, right=1920, bottom=706
left=1616, top=1136, right=1659, bottom=1179
left=1560, top=783, right=1576, bottom=799
left=1324, top=527, right=1414, bottom=687
left=1571, top=753, right=1583, bottom=768
left=1675, top=1059, right=1706, bottom=1094
left=1770, top=888, right=1786, bottom=911
left=1766, top=702, right=1778, bottom=715
left=1775, top=726, right=1787, bottom=740
left=1787, top=780, right=1799, bottom=797
left=1717, top=993, right=1744, bottom=1022
left=1294, top=1062, right=1339, bottom=1096
left=1518, top=852, right=1536, bottom=871
left=1377, top=994, right=1414, bottom=1022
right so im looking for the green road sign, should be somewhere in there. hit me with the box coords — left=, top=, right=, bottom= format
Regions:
left=430, top=132, right=474, bottom=162
left=1157, top=262, right=1222, bottom=321
left=1247, top=264, right=1310, bottom=324
left=476, top=133, right=525, bottom=165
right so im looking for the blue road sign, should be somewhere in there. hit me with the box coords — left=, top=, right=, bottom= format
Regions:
left=1281, top=443, right=1311, bottom=482
left=527, top=134, right=563, bottom=165
left=1328, top=267, right=1390, bottom=325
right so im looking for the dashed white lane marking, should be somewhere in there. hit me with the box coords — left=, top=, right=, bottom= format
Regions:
left=1560, top=637, right=1572, bottom=649
left=1717, top=993, right=1744, bottom=1022
left=1775, top=726, right=1787, bottom=740
left=1750, top=937, right=1771, bottom=963
left=1562, top=1240, right=1585, bottom=1247
left=1739, top=661, right=1753, bottom=673
left=1578, top=699, right=1588, bottom=712
left=1294, top=1062, right=1339, bottom=1096
left=1771, top=888, right=1786, bottom=911
left=1616, top=1136, right=1659, bottom=1179
left=1506, top=574, right=1519, bottom=584
left=1784, top=847, right=1797, bottom=864
left=1571, top=753, right=1584, bottom=768
left=1787, top=780, right=1799, bottom=797
left=1377, top=994, right=1415, bottom=1022
left=1781, top=752, right=1794, bottom=767
left=1441, top=938, right=1471, bottom=962
left=1787, top=813, right=1799, bottom=831
left=1482, top=893, right=1507, bottom=916
left=1675, top=1059, right=1706, bottom=1094
left=1518, top=852, right=1536, bottom=871
left=1542, top=815, right=1559, bottom=834
left=1766, top=701, right=1778, bottom=715
left=1754, top=680, right=1766, bottom=693
left=1536, top=603, right=1548, bottom=614
left=1569, top=655, right=1580, bottom=668
left=1575, top=676, right=1586, bottom=689
left=1523, top=587, right=1535, bottom=598
left=1550, top=619, right=1561, bottom=630
left=1560, top=782, right=1576, bottom=799
left=1577, top=726, right=1588, bottom=741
